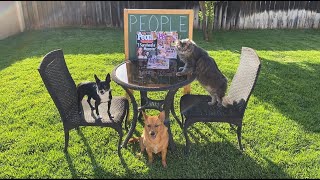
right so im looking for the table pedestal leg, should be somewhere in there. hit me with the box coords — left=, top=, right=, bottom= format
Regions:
left=163, top=88, right=179, bottom=151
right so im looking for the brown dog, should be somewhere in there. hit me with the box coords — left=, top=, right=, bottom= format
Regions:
left=129, top=111, right=169, bottom=168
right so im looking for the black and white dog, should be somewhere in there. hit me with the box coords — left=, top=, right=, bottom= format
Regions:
left=77, top=73, right=113, bottom=119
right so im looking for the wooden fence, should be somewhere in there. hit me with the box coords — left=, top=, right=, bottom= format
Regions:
left=20, top=1, right=197, bottom=30
left=20, top=1, right=320, bottom=31
left=213, top=1, right=320, bottom=30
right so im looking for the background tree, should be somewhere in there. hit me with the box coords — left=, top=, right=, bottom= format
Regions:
left=199, top=1, right=215, bottom=41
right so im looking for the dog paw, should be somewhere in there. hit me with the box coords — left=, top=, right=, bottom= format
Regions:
left=108, top=113, right=114, bottom=119
left=98, top=115, right=103, bottom=119
left=136, top=152, right=143, bottom=159
left=162, top=161, right=167, bottom=168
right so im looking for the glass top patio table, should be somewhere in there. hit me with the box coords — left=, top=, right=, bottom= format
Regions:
left=112, top=61, right=195, bottom=91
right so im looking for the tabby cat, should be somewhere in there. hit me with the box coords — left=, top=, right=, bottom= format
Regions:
left=175, top=39, right=229, bottom=107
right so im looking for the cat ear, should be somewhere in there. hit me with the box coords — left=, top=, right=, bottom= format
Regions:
left=186, top=39, right=195, bottom=46
left=175, top=39, right=181, bottom=46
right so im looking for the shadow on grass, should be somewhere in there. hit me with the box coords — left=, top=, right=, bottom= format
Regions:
left=1, top=28, right=319, bottom=72
left=187, top=126, right=211, bottom=144
left=193, top=29, right=320, bottom=52
left=64, top=152, right=79, bottom=179
left=122, top=121, right=290, bottom=178
left=132, top=141, right=291, bottom=179
left=64, top=129, right=122, bottom=178
left=206, top=123, right=291, bottom=178
left=254, top=58, right=320, bottom=132
left=0, top=28, right=124, bottom=71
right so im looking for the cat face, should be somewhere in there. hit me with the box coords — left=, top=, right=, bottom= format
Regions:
left=175, top=39, right=195, bottom=56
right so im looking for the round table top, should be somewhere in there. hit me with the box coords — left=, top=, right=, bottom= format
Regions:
left=111, top=61, right=196, bottom=91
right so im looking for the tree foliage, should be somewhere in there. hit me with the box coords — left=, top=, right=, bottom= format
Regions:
left=199, top=1, right=215, bottom=41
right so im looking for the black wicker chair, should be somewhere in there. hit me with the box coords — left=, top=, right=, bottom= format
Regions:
left=179, top=47, right=261, bottom=154
left=38, top=49, right=129, bottom=155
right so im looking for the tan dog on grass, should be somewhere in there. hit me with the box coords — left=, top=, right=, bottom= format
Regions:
left=129, top=111, right=169, bottom=168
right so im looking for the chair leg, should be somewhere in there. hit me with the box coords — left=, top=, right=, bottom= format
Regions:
left=236, top=126, right=244, bottom=151
left=181, top=114, right=185, bottom=129
left=117, top=128, right=123, bottom=156
left=64, top=130, right=70, bottom=152
left=183, top=124, right=190, bottom=156
left=125, top=108, right=129, bottom=131
left=137, top=110, right=143, bottom=123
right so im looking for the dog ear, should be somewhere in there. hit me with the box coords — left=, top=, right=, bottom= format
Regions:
left=158, top=111, right=165, bottom=122
left=94, top=74, right=101, bottom=83
left=106, top=73, right=111, bottom=83
left=142, top=110, right=148, bottom=121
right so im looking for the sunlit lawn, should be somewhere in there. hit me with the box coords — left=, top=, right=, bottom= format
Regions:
left=0, top=27, right=319, bottom=178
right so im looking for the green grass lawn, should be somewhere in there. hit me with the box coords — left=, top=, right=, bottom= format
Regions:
left=0, top=27, right=320, bottom=178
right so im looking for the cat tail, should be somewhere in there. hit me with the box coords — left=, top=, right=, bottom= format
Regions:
left=222, top=96, right=231, bottom=107
left=128, top=137, right=140, bottom=143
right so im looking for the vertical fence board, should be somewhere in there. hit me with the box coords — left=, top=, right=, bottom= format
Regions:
left=76, top=1, right=82, bottom=26
left=26, top=1, right=34, bottom=29
left=60, top=1, right=66, bottom=26
left=80, top=1, right=86, bottom=26
left=21, top=1, right=30, bottom=30
left=100, top=1, right=105, bottom=25
left=91, top=1, right=96, bottom=26
left=47, top=1, right=52, bottom=28
left=85, top=1, right=91, bottom=25
left=31, top=1, right=39, bottom=29
left=57, top=1, right=63, bottom=27
left=37, top=1, right=45, bottom=29
left=52, top=1, right=58, bottom=27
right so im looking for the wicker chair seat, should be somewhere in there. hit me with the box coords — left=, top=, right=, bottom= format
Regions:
left=81, top=97, right=128, bottom=126
left=180, top=94, right=246, bottom=120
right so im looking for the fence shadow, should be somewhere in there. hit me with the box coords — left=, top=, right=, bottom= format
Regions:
left=193, top=29, right=320, bottom=52
left=1, top=28, right=319, bottom=72
left=0, top=27, right=124, bottom=71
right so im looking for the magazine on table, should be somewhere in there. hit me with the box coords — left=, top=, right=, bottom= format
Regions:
left=147, top=56, right=170, bottom=69
left=156, top=31, right=178, bottom=59
left=135, top=31, right=178, bottom=71
left=136, top=31, right=157, bottom=60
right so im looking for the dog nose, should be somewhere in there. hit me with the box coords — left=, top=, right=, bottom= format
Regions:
left=150, top=131, right=155, bottom=136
